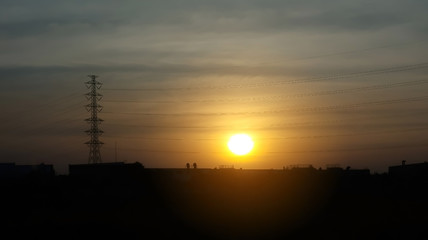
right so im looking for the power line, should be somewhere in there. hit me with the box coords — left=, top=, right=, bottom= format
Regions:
left=289, top=39, right=428, bottom=62
left=102, top=95, right=428, bottom=116
left=1, top=102, right=87, bottom=135
left=103, top=146, right=200, bottom=154
left=100, top=126, right=428, bottom=141
left=268, top=142, right=428, bottom=154
left=102, top=62, right=428, bottom=91
left=103, top=78, right=428, bottom=104
left=102, top=142, right=428, bottom=155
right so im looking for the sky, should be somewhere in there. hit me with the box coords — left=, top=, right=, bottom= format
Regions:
left=1, top=0, right=428, bottom=174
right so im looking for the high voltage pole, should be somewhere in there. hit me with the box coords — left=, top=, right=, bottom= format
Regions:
left=85, top=75, right=103, bottom=164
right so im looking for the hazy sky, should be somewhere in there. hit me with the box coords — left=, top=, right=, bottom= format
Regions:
left=1, top=0, right=428, bottom=174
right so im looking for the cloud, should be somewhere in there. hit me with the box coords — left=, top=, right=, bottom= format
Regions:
left=2, top=0, right=427, bottom=38
left=1, top=0, right=427, bottom=69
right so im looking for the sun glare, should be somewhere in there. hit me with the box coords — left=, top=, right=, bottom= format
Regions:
left=227, top=134, right=254, bottom=156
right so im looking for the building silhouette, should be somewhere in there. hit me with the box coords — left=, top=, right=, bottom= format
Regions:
left=388, top=161, right=428, bottom=177
left=0, top=163, right=54, bottom=178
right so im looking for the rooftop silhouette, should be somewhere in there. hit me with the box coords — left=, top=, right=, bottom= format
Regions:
left=1, top=160, right=427, bottom=239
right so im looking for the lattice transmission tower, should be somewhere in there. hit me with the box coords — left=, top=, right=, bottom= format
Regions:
left=85, top=75, right=104, bottom=164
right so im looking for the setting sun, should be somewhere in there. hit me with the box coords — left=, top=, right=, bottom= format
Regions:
left=227, top=134, right=254, bottom=156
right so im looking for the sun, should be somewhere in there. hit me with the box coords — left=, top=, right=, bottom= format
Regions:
left=227, top=133, right=254, bottom=156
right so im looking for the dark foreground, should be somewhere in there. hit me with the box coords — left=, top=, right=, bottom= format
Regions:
left=1, top=168, right=428, bottom=240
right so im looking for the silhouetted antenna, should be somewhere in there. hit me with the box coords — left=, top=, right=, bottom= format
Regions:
left=85, top=75, right=104, bottom=164
left=115, top=141, right=117, bottom=162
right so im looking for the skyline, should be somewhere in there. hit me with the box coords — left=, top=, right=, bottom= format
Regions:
left=1, top=0, right=428, bottom=174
